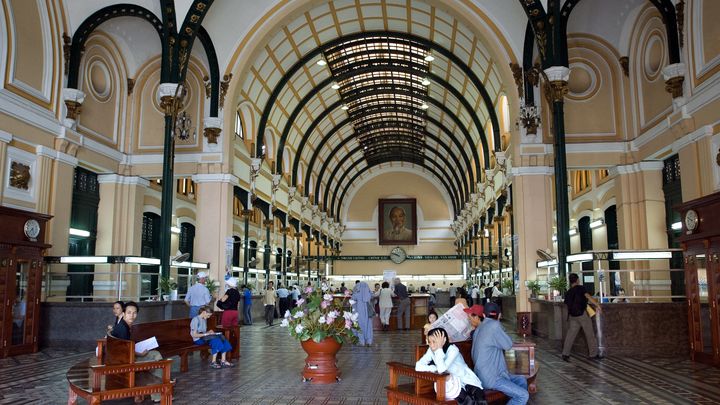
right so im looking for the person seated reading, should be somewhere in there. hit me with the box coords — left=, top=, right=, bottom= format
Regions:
left=191, top=305, right=234, bottom=369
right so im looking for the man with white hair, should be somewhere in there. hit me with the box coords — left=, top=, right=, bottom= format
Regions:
left=185, top=271, right=211, bottom=318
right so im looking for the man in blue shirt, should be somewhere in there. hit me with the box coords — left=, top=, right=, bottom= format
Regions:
left=467, top=303, right=528, bottom=405
left=276, top=283, right=290, bottom=317
left=242, top=285, right=253, bottom=325
left=185, top=271, right=211, bottom=318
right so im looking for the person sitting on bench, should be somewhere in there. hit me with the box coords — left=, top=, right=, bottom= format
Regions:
left=415, top=327, right=484, bottom=401
left=468, top=303, right=528, bottom=405
left=110, top=301, right=166, bottom=403
left=191, top=305, right=234, bottom=369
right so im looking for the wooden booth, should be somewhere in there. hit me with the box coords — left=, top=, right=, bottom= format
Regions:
left=0, top=206, right=52, bottom=357
left=677, top=191, right=720, bottom=366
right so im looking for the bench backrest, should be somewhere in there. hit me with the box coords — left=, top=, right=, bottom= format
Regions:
left=130, top=317, right=218, bottom=346
left=106, top=335, right=136, bottom=365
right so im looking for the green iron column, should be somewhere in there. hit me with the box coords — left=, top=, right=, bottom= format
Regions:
left=242, top=210, right=251, bottom=286
left=545, top=66, right=571, bottom=279
left=158, top=84, right=180, bottom=280
left=264, top=219, right=272, bottom=283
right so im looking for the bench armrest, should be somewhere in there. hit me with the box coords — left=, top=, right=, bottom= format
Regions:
left=215, top=325, right=237, bottom=340
left=386, top=361, right=450, bottom=401
left=90, top=359, right=173, bottom=390
left=96, top=338, right=107, bottom=363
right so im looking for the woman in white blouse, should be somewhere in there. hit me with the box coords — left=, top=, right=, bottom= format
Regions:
left=374, top=281, right=395, bottom=330
left=415, top=328, right=483, bottom=400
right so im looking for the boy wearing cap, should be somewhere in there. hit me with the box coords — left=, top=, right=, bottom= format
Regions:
left=185, top=271, right=212, bottom=318
left=468, top=302, right=529, bottom=405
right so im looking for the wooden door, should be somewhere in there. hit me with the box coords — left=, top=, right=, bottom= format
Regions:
left=0, top=254, right=10, bottom=355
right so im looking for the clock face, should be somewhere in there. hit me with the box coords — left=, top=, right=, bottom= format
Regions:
left=685, top=209, right=699, bottom=232
left=390, top=247, right=407, bottom=264
left=24, top=219, right=40, bottom=240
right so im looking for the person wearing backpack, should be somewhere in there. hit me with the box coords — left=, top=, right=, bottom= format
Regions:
left=562, top=273, right=602, bottom=361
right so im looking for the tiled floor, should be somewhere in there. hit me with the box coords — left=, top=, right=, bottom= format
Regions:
left=1, top=321, right=719, bottom=404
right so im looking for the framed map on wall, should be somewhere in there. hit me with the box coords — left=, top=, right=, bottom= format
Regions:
left=378, top=198, right=417, bottom=245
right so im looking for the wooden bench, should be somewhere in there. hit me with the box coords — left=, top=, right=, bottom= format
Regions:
left=386, top=340, right=538, bottom=404
left=98, top=317, right=238, bottom=372
left=69, top=335, right=173, bottom=404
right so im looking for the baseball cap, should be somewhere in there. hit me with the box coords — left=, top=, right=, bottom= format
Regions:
left=197, top=271, right=208, bottom=278
left=463, top=304, right=484, bottom=317
left=484, top=302, right=500, bottom=316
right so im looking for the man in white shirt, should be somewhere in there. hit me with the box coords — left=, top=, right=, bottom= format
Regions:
left=185, top=271, right=212, bottom=318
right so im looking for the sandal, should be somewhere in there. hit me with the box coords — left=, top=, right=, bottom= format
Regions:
left=210, top=362, right=222, bottom=369
left=221, top=361, right=235, bottom=368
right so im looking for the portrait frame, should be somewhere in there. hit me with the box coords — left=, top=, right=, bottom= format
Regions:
left=378, top=198, right=417, bottom=245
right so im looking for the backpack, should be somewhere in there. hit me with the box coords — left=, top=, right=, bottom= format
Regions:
left=484, top=287, right=493, bottom=299
left=565, top=286, right=587, bottom=317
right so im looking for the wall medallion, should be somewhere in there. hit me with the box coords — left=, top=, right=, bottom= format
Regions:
left=9, top=161, right=31, bottom=190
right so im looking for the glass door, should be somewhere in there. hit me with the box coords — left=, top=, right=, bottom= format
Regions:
left=695, top=255, right=714, bottom=357
left=10, top=260, right=30, bottom=348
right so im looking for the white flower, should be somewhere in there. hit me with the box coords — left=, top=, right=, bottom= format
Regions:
left=323, top=293, right=333, bottom=301
left=280, top=318, right=289, bottom=327
left=327, top=310, right=339, bottom=319
left=351, top=312, right=359, bottom=322
left=349, top=299, right=356, bottom=305
left=295, top=324, right=304, bottom=333
left=284, top=310, right=291, bottom=319
left=293, top=310, right=305, bottom=319
left=318, top=315, right=326, bottom=324
left=342, top=311, right=353, bottom=320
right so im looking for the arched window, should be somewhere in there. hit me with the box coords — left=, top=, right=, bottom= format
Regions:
left=179, top=223, right=195, bottom=261
left=578, top=216, right=594, bottom=294
left=605, top=205, right=619, bottom=295
left=249, top=240, right=258, bottom=266
left=235, top=109, right=244, bottom=138
left=500, top=94, right=510, bottom=134
left=232, top=236, right=241, bottom=267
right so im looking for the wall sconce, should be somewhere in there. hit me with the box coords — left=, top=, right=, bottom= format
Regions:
left=518, top=103, right=540, bottom=135
left=589, top=218, right=605, bottom=229
left=568, top=227, right=578, bottom=236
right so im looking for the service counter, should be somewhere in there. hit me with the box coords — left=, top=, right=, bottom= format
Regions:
left=528, top=299, right=689, bottom=357
left=371, top=294, right=430, bottom=331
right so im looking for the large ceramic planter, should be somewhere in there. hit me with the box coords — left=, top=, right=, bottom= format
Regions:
left=300, top=337, right=342, bottom=384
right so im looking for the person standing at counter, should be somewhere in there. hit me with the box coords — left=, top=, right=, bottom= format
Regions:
left=375, top=281, right=395, bottom=331
left=263, top=281, right=277, bottom=326
left=394, top=277, right=411, bottom=330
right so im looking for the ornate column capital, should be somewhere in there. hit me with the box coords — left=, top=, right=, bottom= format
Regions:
left=662, top=63, right=686, bottom=99
left=203, top=116, right=222, bottom=144
left=62, top=88, right=85, bottom=127
left=543, top=66, right=570, bottom=103
left=156, top=83, right=180, bottom=115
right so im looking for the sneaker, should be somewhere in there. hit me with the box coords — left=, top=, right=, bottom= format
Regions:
left=210, top=362, right=222, bottom=369
left=562, top=355, right=570, bottom=362
left=221, top=361, right=235, bottom=368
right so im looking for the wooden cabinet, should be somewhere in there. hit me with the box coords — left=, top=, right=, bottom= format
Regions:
left=0, top=206, right=51, bottom=357
left=678, top=192, right=720, bottom=366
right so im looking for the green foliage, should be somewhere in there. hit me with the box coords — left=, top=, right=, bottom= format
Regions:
left=205, top=277, right=218, bottom=296
left=158, top=276, right=177, bottom=292
left=526, top=280, right=541, bottom=296
left=501, top=279, right=514, bottom=292
left=548, top=276, right=568, bottom=293
left=281, top=285, right=360, bottom=345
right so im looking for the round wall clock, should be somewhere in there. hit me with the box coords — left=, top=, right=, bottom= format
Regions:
left=24, top=219, right=40, bottom=240
left=684, top=209, right=699, bottom=232
left=390, top=246, right=407, bottom=264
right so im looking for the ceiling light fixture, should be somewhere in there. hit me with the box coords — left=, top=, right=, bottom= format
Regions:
left=341, top=105, right=349, bottom=110
left=420, top=103, right=429, bottom=109
left=316, top=59, right=327, bottom=66
left=424, top=54, right=435, bottom=62
left=422, top=78, right=431, bottom=86
left=331, top=83, right=340, bottom=90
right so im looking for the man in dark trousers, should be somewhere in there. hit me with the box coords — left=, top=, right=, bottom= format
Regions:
left=562, top=273, right=602, bottom=361
left=394, top=277, right=411, bottom=330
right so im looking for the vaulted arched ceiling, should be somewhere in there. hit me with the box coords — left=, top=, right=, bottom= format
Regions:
left=235, top=0, right=514, bottom=222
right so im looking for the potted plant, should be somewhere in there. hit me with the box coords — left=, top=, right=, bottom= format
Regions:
left=501, top=279, right=514, bottom=295
left=281, top=284, right=359, bottom=383
left=158, top=276, right=178, bottom=300
left=526, top=280, right=541, bottom=299
left=205, top=277, right=218, bottom=307
left=548, top=276, right=568, bottom=300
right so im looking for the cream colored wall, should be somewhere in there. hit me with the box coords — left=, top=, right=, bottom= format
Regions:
left=336, top=170, right=456, bottom=276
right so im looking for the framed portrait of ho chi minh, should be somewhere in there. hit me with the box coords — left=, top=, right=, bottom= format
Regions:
left=378, top=198, right=417, bottom=245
